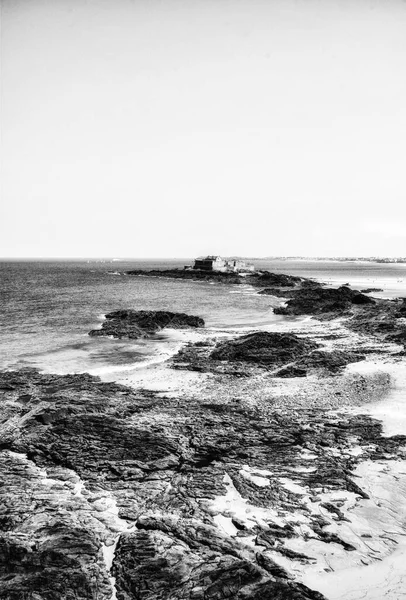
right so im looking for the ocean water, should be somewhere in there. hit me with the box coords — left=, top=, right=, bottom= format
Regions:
left=1, top=258, right=406, bottom=376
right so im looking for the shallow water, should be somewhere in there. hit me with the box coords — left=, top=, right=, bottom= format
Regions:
left=0, top=259, right=282, bottom=374
left=2, top=258, right=406, bottom=375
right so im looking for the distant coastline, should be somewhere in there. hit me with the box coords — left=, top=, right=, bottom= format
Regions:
left=2, top=256, right=406, bottom=264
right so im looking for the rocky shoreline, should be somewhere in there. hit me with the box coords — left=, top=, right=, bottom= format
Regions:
left=1, top=274, right=406, bottom=600
left=126, top=267, right=304, bottom=289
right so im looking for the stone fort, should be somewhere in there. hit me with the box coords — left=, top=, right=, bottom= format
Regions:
left=192, top=255, right=254, bottom=273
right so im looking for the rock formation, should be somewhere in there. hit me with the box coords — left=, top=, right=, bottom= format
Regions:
left=1, top=368, right=404, bottom=599
left=126, top=268, right=306, bottom=289
left=126, top=268, right=244, bottom=285
left=173, top=332, right=365, bottom=377
left=89, top=310, right=205, bottom=339
left=273, top=286, right=375, bottom=317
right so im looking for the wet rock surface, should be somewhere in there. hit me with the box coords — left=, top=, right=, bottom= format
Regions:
left=89, top=310, right=205, bottom=339
left=1, top=366, right=405, bottom=599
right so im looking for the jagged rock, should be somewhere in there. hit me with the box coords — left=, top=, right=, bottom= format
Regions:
left=344, top=298, right=406, bottom=345
left=249, top=271, right=303, bottom=288
left=112, top=526, right=324, bottom=600
left=0, top=369, right=405, bottom=599
left=274, top=286, right=375, bottom=316
left=126, top=268, right=244, bottom=284
left=174, top=335, right=365, bottom=377
left=173, top=332, right=321, bottom=376
left=274, top=366, right=308, bottom=378
left=295, top=350, right=365, bottom=373
left=351, top=293, right=375, bottom=305
left=210, top=332, right=319, bottom=366
left=126, top=268, right=308, bottom=289
left=89, top=310, right=205, bottom=339
left=0, top=450, right=112, bottom=600
left=237, top=580, right=327, bottom=599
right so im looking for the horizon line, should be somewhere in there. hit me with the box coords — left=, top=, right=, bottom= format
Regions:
left=1, top=256, right=406, bottom=262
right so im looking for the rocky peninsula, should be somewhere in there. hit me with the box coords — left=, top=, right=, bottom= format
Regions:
left=126, top=267, right=304, bottom=289
left=1, top=273, right=406, bottom=600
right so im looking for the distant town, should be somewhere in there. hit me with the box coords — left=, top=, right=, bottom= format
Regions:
left=258, top=257, right=406, bottom=264
left=190, top=256, right=406, bottom=266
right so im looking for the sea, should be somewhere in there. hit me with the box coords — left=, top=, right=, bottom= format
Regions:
left=1, top=258, right=406, bottom=378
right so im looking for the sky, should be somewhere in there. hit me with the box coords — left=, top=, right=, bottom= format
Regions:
left=1, top=0, right=406, bottom=258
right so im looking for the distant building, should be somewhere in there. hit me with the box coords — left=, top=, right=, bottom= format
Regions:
left=193, top=255, right=254, bottom=272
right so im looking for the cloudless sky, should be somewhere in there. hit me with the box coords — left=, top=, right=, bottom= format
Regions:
left=1, top=0, right=406, bottom=258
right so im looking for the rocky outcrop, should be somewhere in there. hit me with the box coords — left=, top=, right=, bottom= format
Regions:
left=173, top=332, right=365, bottom=377
left=248, top=271, right=304, bottom=288
left=1, top=368, right=404, bottom=599
left=89, top=310, right=205, bottom=339
left=265, top=282, right=406, bottom=352
left=126, top=268, right=244, bottom=284
left=112, top=524, right=326, bottom=600
left=210, top=332, right=319, bottom=366
left=126, top=268, right=307, bottom=289
left=274, top=286, right=375, bottom=317
left=274, top=349, right=365, bottom=377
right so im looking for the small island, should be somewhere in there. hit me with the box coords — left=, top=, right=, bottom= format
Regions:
left=127, top=254, right=305, bottom=287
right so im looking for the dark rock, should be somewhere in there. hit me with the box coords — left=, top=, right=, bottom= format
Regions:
left=127, top=268, right=244, bottom=284
left=345, top=298, right=406, bottom=344
left=237, top=580, right=327, bottom=600
left=210, top=332, right=319, bottom=366
left=249, top=271, right=303, bottom=288
left=296, top=350, right=365, bottom=373
left=126, top=268, right=309, bottom=290
left=255, top=552, right=291, bottom=579
left=274, top=366, right=308, bottom=378
left=258, top=287, right=294, bottom=297
left=351, top=293, right=375, bottom=305
left=174, top=337, right=365, bottom=377
left=274, top=286, right=374, bottom=316
left=398, top=298, right=406, bottom=313
left=89, top=310, right=205, bottom=339
left=1, top=369, right=404, bottom=600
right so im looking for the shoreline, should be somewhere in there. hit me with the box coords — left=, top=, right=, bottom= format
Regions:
left=83, top=301, right=406, bottom=599
left=1, top=274, right=406, bottom=599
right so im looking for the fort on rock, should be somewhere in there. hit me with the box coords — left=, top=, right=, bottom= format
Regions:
left=191, top=255, right=255, bottom=273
